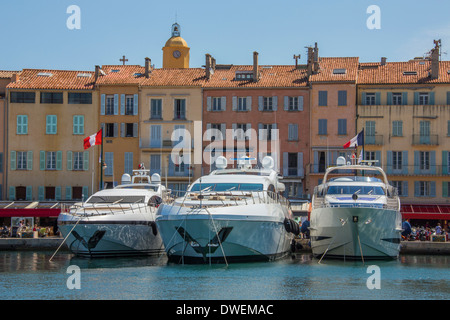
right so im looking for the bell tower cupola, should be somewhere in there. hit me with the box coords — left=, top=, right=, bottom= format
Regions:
left=162, top=23, right=190, bottom=68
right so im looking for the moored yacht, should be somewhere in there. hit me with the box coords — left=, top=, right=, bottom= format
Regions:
left=58, top=168, right=168, bottom=257
left=155, top=156, right=300, bottom=264
left=310, top=157, right=402, bottom=260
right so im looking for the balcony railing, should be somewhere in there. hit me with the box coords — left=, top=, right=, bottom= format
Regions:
left=412, top=134, right=439, bottom=145
left=309, top=164, right=449, bottom=176
left=365, top=135, right=383, bottom=145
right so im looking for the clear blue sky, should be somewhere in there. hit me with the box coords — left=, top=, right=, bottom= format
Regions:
left=2, top=0, right=450, bottom=71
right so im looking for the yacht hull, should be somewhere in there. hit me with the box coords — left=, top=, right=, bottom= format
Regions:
left=58, top=212, right=164, bottom=258
left=156, top=204, right=294, bottom=264
left=310, top=207, right=402, bottom=260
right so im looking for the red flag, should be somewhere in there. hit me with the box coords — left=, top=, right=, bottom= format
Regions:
left=83, top=129, right=102, bottom=150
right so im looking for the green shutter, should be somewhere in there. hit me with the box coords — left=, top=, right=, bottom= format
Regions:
left=27, top=151, right=33, bottom=170
left=38, top=186, right=45, bottom=201
left=442, top=151, right=448, bottom=175
left=73, top=116, right=78, bottom=134
left=83, top=151, right=89, bottom=171
left=26, top=186, right=32, bottom=201
left=67, top=151, right=73, bottom=171
left=65, top=186, right=72, bottom=200
left=40, top=151, right=45, bottom=170
left=82, top=186, right=89, bottom=201
left=56, top=151, right=62, bottom=170
left=10, top=151, right=16, bottom=171
left=79, top=116, right=84, bottom=135
left=17, top=116, right=22, bottom=134
left=9, top=186, right=15, bottom=201
left=55, top=186, right=61, bottom=201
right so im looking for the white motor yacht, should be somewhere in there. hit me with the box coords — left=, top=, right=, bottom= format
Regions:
left=310, top=157, right=402, bottom=260
left=155, top=156, right=300, bottom=264
left=58, top=168, right=168, bottom=257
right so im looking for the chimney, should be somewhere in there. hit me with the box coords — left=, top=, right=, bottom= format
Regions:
left=253, top=51, right=259, bottom=82
left=11, top=73, right=19, bottom=83
left=94, top=65, right=100, bottom=82
left=381, top=57, right=387, bottom=66
left=145, top=57, right=151, bottom=78
left=307, top=47, right=314, bottom=76
left=205, top=54, right=212, bottom=80
left=430, top=40, right=440, bottom=79
left=313, top=42, right=319, bottom=73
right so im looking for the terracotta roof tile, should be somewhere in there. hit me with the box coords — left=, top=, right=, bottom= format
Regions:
left=6, top=69, right=95, bottom=90
left=140, top=68, right=207, bottom=87
left=310, top=57, right=359, bottom=83
left=0, top=70, right=19, bottom=79
left=358, top=60, right=450, bottom=84
left=96, top=65, right=146, bottom=85
left=203, top=65, right=308, bottom=88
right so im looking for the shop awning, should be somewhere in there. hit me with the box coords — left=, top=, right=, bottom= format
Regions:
left=401, top=204, right=450, bottom=220
left=0, top=201, right=62, bottom=218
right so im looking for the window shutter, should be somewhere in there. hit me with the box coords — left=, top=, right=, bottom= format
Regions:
left=101, top=94, right=105, bottom=115
left=10, top=151, right=16, bottom=171
left=82, top=186, right=89, bottom=201
left=429, top=92, right=435, bottom=105
left=298, top=96, right=303, bottom=111
left=361, top=92, right=366, bottom=105
left=26, top=186, right=32, bottom=201
left=442, top=151, right=448, bottom=175
left=387, top=92, right=392, bottom=105
left=9, top=186, right=15, bottom=201
left=17, top=116, right=22, bottom=134
left=386, top=151, right=392, bottom=174
left=272, top=123, right=278, bottom=140
left=56, top=151, right=62, bottom=170
left=55, top=186, right=61, bottom=201
left=73, top=116, right=78, bottom=134
left=283, top=152, right=288, bottom=176
left=414, top=181, right=420, bottom=197
left=83, top=151, right=89, bottom=171
left=27, top=151, right=33, bottom=171
left=207, top=97, right=211, bottom=111
left=414, top=92, right=419, bottom=105
left=133, top=123, right=138, bottom=137
left=430, top=151, right=436, bottom=174
left=246, top=123, right=251, bottom=140
left=443, top=182, right=448, bottom=198
left=430, top=181, right=436, bottom=197
left=297, top=152, right=304, bottom=177
left=258, top=123, right=263, bottom=140
left=114, top=123, right=118, bottom=137
left=284, top=96, right=289, bottom=111
left=67, top=151, right=73, bottom=171
left=273, top=96, right=278, bottom=111
left=121, top=123, right=125, bottom=137
left=65, top=186, right=72, bottom=200
left=120, top=94, right=125, bottom=115
left=414, top=151, right=420, bottom=174
left=247, top=96, right=252, bottom=111
left=38, top=186, right=45, bottom=201
left=232, top=96, right=237, bottom=111
left=114, top=94, right=119, bottom=115
left=134, top=94, right=139, bottom=115
left=402, top=151, right=408, bottom=175
left=79, top=116, right=84, bottom=135
left=258, top=96, right=263, bottom=111
left=40, top=151, right=45, bottom=170
left=375, top=92, right=381, bottom=105
left=221, top=96, right=226, bottom=111
left=402, top=92, right=408, bottom=105
left=206, top=123, right=211, bottom=141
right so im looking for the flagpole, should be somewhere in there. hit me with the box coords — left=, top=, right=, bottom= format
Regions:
left=100, top=128, right=104, bottom=190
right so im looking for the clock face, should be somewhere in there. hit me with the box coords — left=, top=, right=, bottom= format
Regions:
left=173, top=50, right=181, bottom=58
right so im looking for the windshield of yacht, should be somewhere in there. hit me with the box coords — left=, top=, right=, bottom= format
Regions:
left=327, top=186, right=385, bottom=195
left=87, top=196, right=146, bottom=204
left=117, top=185, right=158, bottom=191
left=189, top=183, right=264, bottom=192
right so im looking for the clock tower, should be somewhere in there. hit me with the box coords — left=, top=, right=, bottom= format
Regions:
left=162, top=23, right=190, bottom=68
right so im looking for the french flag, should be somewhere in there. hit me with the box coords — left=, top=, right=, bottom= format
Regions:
left=343, top=129, right=364, bottom=149
left=83, top=129, right=102, bottom=150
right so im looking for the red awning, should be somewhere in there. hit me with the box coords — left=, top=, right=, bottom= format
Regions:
left=401, top=204, right=450, bottom=220
left=0, top=209, right=61, bottom=218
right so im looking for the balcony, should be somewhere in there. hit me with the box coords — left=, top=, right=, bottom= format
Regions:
left=365, top=135, right=383, bottom=145
left=412, top=135, right=439, bottom=145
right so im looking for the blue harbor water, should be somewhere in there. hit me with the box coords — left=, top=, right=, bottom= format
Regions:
left=0, top=251, right=449, bottom=300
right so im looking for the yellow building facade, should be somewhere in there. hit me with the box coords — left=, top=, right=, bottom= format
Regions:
left=6, top=69, right=98, bottom=201
left=357, top=55, right=450, bottom=205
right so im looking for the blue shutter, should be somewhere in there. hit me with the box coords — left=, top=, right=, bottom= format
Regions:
left=120, top=94, right=125, bottom=115
left=414, top=92, right=419, bottom=105
left=361, top=92, right=366, bottom=105
left=10, top=151, right=16, bottom=171
left=272, top=96, right=278, bottom=111
left=443, top=182, right=448, bottom=198
left=402, top=92, right=408, bottom=105
left=375, top=92, right=381, bottom=105
left=284, top=96, right=289, bottom=111
left=65, top=186, right=72, bottom=200
left=313, top=151, right=319, bottom=173
left=40, top=151, right=45, bottom=170
left=27, top=151, right=33, bottom=171
left=414, top=151, right=420, bottom=174
left=283, top=152, right=288, bottom=176
left=258, top=96, right=263, bottom=111
left=67, top=151, right=72, bottom=171
left=403, top=181, right=408, bottom=197
left=430, top=151, right=436, bottom=174
left=429, top=92, right=435, bottom=105
left=83, top=151, right=89, bottom=171
left=114, top=94, right=119, bottom=115
left=402, top=151, right=408, bottom=174
left=430, top=181, right=436, bottom=197
left=55, top=186, right=61, bottom=201
left=38, top=186, right=45, bottom=201
left=9, top=186, right=15, bottom=201
left=133, top=94, right=139, bottom=115
left=26, top=186, right=32, bottom=201
left=443, top=151, right=448, bottom=175
left=414, top=181, right=420, bottom=197
left=387, top=92, right=392, bottom=105
left=56, top=151, right=62, bottom=170
left=101, top=94, right=105, bottom=115
left=297, top=152, right=304, bottom=177
left=375, top=151, right=381, bottom=166
left=386, top=151, right=392, bottom=174
left=168, top=156, right=174, bottom=176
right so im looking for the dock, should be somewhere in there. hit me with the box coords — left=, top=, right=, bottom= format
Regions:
left=0, top=237, right=449, bottom=255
